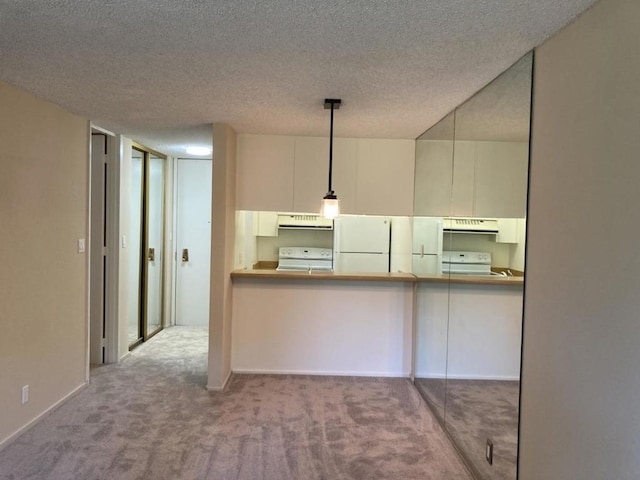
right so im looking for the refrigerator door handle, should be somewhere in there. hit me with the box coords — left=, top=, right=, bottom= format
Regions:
left=420, top=244, right=424, bottom=258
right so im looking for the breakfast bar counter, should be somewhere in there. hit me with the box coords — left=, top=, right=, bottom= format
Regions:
left=231, top=268, right=524, bottom=286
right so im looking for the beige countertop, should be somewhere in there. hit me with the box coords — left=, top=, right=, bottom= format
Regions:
left=231, top=269, right=524, bottom=286
left=230, top=269, right=415, bottom=283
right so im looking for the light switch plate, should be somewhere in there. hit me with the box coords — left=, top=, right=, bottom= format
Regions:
left=77, top=238, right=85, bottom=253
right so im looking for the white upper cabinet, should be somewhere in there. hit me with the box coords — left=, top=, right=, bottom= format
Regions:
left=414, top=140, right=453, bottom=217
left=293, top=137, right=326, bottom=213
left=413, top=139, right=528, bottom=218
left=293, top=137, right=357, bottom=214
left=331, top=139, right=358, bottom=214
left=236, top=134, right=294, bottom=211
left=237, top=134, right=412, bottom=215
left=474, top=141, right=529, bottom=218
left=356, top=139, right=415, bottom=216
left=451, top=141, right=476, bottom=217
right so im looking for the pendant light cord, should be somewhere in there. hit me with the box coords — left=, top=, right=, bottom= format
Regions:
left=328, top=102, right=334, bottom=193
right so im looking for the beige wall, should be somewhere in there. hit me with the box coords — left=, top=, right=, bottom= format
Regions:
left=0, top=83, right=89, bottom=444
left=208, top=123, right=237, bottom=389
left=520, top=0, right=640, bottom=477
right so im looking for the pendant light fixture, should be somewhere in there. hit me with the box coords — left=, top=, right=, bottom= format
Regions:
left=320, top=98, right=342, bottom=219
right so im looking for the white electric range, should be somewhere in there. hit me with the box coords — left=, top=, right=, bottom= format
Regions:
left=276, top=247, right=333, bottom=272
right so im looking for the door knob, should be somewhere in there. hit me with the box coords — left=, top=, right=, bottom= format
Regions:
left=148, top=247, right=155, bottom=262
left=182, top=248, right=189, bottom=262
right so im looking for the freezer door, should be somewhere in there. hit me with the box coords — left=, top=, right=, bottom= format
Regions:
left=412, top=253, right=441, bottom=275
left=335, top=252, right=390, bottom=273
left=412, top=217, right=443, bottom=255
left=336, top=216, right=390, bottom=253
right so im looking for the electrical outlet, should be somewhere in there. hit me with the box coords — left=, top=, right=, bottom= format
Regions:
left=486, top=439, right=493, bottom=465
left=21, top=385, right=29, bottom=405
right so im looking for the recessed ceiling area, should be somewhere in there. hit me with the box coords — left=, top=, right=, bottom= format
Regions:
left=0, top=0, right=597, bottom=157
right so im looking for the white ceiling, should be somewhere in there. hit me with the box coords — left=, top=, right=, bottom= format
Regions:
left=0, top=0, right=597, bottom=157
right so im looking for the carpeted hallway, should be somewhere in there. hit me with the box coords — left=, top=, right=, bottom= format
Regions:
left=0, top=327, right=472, bottom=480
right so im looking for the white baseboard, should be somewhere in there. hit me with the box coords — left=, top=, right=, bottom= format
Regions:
left=415, top=372, right=447, bottom=379
left=446, top=374, right=520, bottom=381
left=206, top=370, right=233, bottom=391
left=232, top=368, right=411, bottom=378
left=0, top=382, right=88, bottom=451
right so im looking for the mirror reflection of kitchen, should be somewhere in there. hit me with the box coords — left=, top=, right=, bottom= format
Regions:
left=414, top=51, right=532, bottom=480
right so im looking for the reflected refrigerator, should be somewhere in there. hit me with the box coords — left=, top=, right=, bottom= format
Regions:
left=412, top=217, right=443, bottom=275
left=333, top=216, right=391, bottom=273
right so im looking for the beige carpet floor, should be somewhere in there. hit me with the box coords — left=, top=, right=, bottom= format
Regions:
left=0, top=327, right=472, bottom=480
left=415, top=377, right=519, bottom=480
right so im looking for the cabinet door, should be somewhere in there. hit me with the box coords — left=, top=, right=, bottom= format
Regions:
left=293, top=137, right=326, bottom=213
left=236, top=134, right=294, bottom=211
left=256, top=211, right=278, bottom=237
left=293, top=137, right=357, bottom=214
left=414, top=140, right=453, bottom=216
left=355, top=139, right=415, bottom=215
left=474, top=141, right=528, bottom=218
left=451, top=141, right=476, bottom=217
left=331, top=138, right=358, bottom=215
left=496, top=218, right=519, bottom=243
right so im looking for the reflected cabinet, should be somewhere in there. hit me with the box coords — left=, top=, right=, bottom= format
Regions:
left=413, top=52, right=533, bottom=480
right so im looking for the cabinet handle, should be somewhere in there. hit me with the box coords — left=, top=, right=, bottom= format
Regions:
left=148, top=247, right=155, bottom=262
left=182, top=248, right=189, bottom=262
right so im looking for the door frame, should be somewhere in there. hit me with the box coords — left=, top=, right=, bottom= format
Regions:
left=88, top=124, right=120, bottom=367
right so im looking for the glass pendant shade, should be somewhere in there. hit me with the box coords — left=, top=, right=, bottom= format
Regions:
left=320, top=193, right=340, bottom=219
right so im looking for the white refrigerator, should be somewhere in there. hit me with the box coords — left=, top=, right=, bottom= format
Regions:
left=412, top=217, right=443, bottom=275
left=333, top=216, right=391, bottom=273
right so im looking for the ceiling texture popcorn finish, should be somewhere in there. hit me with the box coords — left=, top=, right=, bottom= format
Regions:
left=0, top=0, right=597, bottom=156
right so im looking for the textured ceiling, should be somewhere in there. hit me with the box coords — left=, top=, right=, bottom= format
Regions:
left=0, top=0, right=597, bottom=157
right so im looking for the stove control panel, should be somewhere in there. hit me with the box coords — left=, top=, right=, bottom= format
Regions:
left=278, top=247, right=333, bottom=260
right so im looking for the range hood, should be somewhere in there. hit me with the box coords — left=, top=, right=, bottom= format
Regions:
left=277, top=214, right=334, bottom=230
left=443, top=218, right=499, bottom=234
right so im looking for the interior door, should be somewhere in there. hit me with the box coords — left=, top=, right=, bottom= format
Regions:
left=175, top=158, right=212, bottom=326
left=90, top=134, right=107, bottom=363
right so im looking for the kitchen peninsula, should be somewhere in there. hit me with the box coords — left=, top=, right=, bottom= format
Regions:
left=230, top=267, right=523, bottom=378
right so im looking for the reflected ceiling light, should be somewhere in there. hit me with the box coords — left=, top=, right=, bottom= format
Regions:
left=185, top=145, right=212, bottom=156
left=320, top=98, right=341, bottom=219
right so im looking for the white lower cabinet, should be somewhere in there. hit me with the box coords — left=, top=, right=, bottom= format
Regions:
left=415, top=282, right=523, bottom=380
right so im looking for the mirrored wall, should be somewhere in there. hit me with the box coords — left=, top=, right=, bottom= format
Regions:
left=413, top=51, right=533, bottom=480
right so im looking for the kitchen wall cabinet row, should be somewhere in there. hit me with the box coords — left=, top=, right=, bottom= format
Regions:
left=414, top=140, right=528, bottom=218
left=236, top=134, right=416, bottom=216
